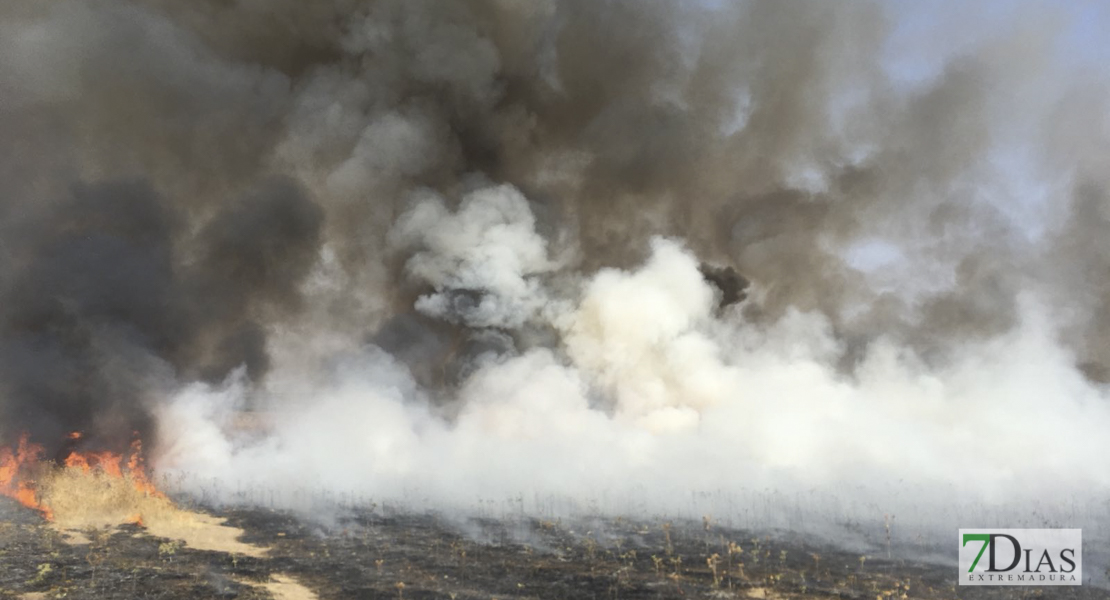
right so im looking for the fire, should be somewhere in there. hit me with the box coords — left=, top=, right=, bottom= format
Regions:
left=0, top=433, right=53, bottom=519
left=0, top=431, right=164, bottom=521
left=65, top=450, right=125, bottom=478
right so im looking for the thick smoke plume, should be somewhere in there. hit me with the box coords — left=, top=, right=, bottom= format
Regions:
left=2, top=0, right=1110, bottom=543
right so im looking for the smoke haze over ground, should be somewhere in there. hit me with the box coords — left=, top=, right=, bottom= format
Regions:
left=2, top=0, right=1110, bottom=548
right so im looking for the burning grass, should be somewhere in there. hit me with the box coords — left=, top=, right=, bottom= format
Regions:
left=1, top=433, right=264, bottom=557
left=0, top=435, right=51, bottom=520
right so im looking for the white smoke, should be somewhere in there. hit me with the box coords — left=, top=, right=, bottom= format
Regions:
left=391, top=184, right=558, bottom=328
left=156, top=185, right=1110, bottom=542
left=561, top=238, right=731, bottom=432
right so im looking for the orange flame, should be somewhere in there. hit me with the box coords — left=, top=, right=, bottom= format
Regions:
left=124, top=437, right=163, bottom=498
left=0, top=434, right=53, bottom=519
left=1, top=431, right=164, bottom=521
left=64, top=450, right=126, bottom=479
left=60, top=433, right=164, bottom=500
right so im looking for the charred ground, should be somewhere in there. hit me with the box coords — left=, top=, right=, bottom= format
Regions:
left=1, top=498, right=1104, bottom=600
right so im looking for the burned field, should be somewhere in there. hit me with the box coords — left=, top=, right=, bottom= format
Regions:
left=1, top=497, right=1104, bottom=600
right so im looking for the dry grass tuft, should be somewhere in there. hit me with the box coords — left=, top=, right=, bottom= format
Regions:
left=38, top=466, right=265, bottom=557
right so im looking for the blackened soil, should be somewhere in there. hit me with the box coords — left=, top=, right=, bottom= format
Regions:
left=0, top=498, right=1104, bottom=599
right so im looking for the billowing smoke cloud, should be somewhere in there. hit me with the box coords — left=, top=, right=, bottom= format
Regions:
left=391, top=184, right=557, bottom=330
left=3, top=0, right=1110, bottom=544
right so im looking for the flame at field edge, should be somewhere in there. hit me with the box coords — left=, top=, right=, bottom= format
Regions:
left=0, top=432, right=165, bottom=521
left=0, top=433, right=53, bottom=519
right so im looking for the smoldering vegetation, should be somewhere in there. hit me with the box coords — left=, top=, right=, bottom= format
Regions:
left=1, top=0, right=1110, bottom=548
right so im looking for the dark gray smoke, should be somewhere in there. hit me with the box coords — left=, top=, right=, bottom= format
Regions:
left=0, top=0, right=1107, bottom=467
left=0, top=177, right=321, bottom=452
